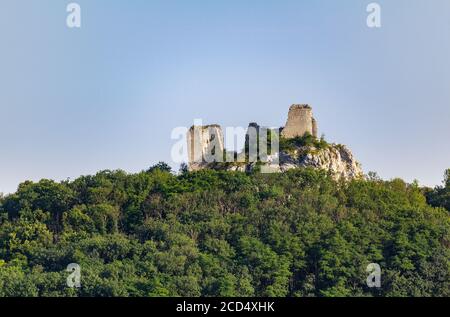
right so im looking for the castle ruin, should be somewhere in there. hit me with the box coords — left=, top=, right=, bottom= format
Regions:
left=280, top=104, right=318, bottom=139
left=187, top=124, right=224, bottom=171
left=184, top=105, right=363, bottom=180
left=187, top=104, right=318, bottom=169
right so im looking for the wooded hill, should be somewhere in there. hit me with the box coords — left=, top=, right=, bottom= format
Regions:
left=0, top=164, right=448, bottom=297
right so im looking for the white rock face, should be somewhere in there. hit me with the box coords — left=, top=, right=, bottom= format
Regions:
left=220, top=144, right=363, bottom=180
left=226, top=165, right=247, bottom=172
left=275, top=144, right=363, bottom=180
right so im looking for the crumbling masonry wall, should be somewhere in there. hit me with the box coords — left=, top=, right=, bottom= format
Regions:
left=186, top=105, right=319, bottom=169
left=187, top=125, right=224, bottom=171
left=281, top=104, right=318, bottom=139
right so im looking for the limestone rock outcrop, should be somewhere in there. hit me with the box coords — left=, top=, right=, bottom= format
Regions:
left=232, top=143, right=363, bottom=180
left=279, top=144, right=363, bottom=180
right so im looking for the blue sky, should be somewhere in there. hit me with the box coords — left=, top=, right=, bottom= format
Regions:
left=0, top=0, right=449, bottom=193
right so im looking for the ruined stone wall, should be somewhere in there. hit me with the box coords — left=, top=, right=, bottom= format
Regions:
left=186, top=104, right=320, bottom=170
left=187, top=125, right=224, bottom=170
left=245, top=122, right=260, bottom=162
left=312, top=117, right=318, bottom=138
left=281, top=104, right=317, bottom=139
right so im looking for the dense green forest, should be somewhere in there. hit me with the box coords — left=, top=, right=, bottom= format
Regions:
left=0, top=164, right=449, bottom=297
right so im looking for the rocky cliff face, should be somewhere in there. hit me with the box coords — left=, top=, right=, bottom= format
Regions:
left=226, top=143, right=363, bottom=181
left=276, top=144, right=363, bottom=180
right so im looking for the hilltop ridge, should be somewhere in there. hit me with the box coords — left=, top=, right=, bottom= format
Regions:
left=187, top=105, right=363, bottom=180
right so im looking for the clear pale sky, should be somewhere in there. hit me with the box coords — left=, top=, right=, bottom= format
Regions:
left=0, top=0, right=449, bottom=193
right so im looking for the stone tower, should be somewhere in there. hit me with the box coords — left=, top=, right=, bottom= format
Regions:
left=187, top=124, right=224, bottom=171
left=281, top=104, right=318, bottom=139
